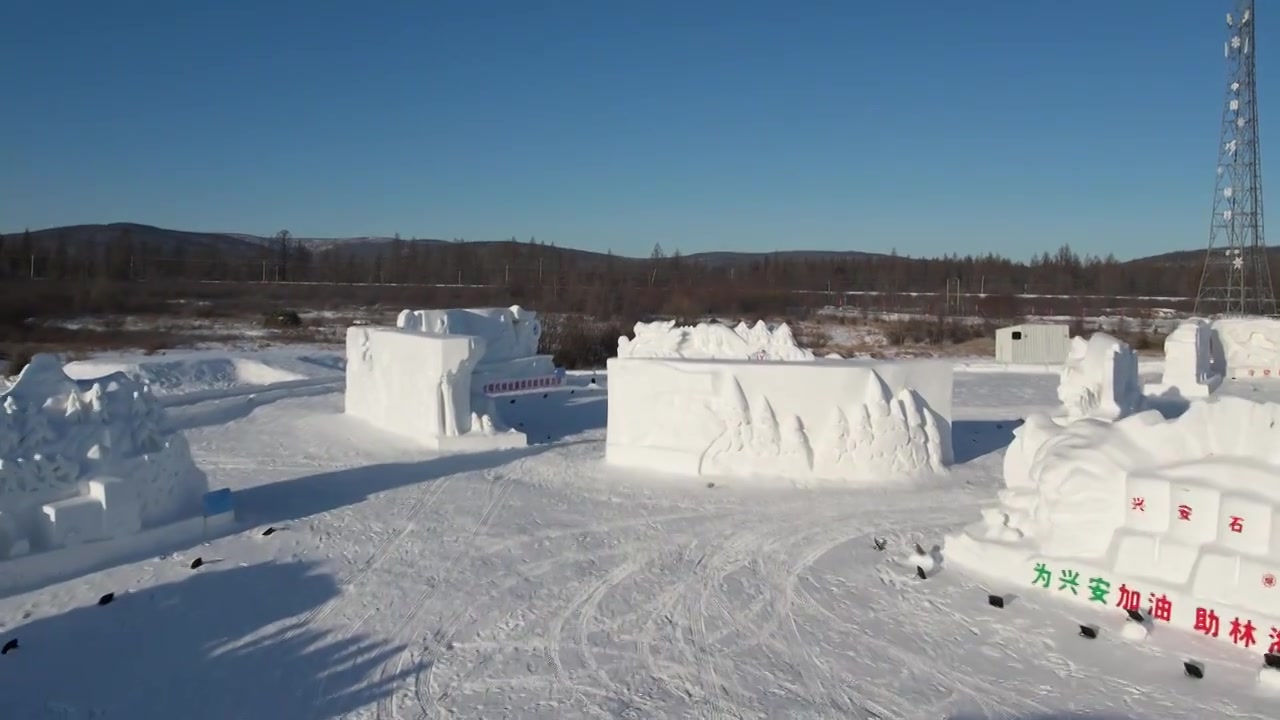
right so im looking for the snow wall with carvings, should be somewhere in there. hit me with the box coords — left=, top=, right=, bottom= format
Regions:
left=396, top=305, right=556, bottom=393
left=618, top=320, right=815, bottom=362
left=1210, top=317, right=1280, bottom=380
left=605, top=356, right=952, bottom=484
left=0, top=355, right=208, bottom=559
left=946, top=396, right=1280, bottom=656
left=1057, top=332, right=1142, bottom=422
left=345, top=326, right=526, bottom=451
left=1146, top=320, right=1222, bottom=398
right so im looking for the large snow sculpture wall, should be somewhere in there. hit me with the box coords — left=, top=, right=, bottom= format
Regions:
left=606, top=357, right=952, bottom=484
left=618, top=320, right=815, bottom=362
left=0, top=355, right=208, bottom=559
left=945, top=396, right=1280, bottom=657
left=345, top=327, right=526, bottom=451
left=1145, top=320, right=1222, bottom=398
left=1057, top=332, right=1141, bottom=422
left=396, top=305, right=559, bottom=393
left=1211, top=317, right=1280, bottom=379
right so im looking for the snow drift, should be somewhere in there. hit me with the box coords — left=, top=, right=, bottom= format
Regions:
left=345, top=326, right=525, bottom=451
left=606, top=356, right=952, bottom=484
left=617, top=320, right=815, bottom=361
left=946, top=395, right=1280, bottom=656
left=1145, top=320, right=1222, bottom=398
left=1056, top=332, right=1141, bottom=422
left=0, top=355, right=208, bottom=559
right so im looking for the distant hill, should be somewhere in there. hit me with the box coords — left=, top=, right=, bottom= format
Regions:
left=0, top=222, right=903, bottom=265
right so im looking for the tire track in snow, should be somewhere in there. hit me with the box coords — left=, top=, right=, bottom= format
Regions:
left=372, top=466, right=517, bottom=720
left=281, top=472, right=457, bottom=653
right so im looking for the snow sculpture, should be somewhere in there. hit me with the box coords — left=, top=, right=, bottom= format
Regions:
left=345, top=326, right=525, bottom=451
left=618, top=319, right=815, bottom=361
left=1056, top=332, right=1141, bottom=422
left=945, top=395, right=1280, bottom=657
left=1145, top=320, right=1222, bottom=398
left=1210, top=317, right=1280, bottom=379
left=396, top=305, right=560, bottom=394
left=0, top=354, right=208, bottom=559
left=606, top=356, right=952, bottom=484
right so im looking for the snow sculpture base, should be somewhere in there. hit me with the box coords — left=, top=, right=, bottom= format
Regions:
left=1212, top=317, right=1280, bottom=380
left=345, top=327, right=526, bottom=451
left=605, top=356, right=953, bottom=484
left=0, top=354, right=209, bottom=571
left=945, top=396, right=1280, bottom=657
left=1145, top=320, right=1222, bottom=398
left=1058, top=332, right=1141, bottom=422
left=619, top=320, right=815, bottom=361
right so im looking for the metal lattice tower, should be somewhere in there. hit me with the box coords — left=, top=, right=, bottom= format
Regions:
left=1195, top=0, right=1278, bottom=317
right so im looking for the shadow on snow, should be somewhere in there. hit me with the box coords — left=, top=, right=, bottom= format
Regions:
left=951, top=419, right=1023, bottom=464
left=0, top=560, right=411, bottom=720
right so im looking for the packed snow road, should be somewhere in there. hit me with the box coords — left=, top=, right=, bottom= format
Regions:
left=1, top=353, right=1276, bottom=719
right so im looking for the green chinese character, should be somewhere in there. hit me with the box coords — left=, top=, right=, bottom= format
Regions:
left=1087, top=577, right=1111, bottom=603
left=1059, top=569, right=1081, bottom=595
left=1032, top=563, right=1052, bottom=588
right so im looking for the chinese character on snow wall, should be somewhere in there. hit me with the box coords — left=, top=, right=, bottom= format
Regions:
left=1115, top=584, right=1142, bottom=612
left=1178, top=504, right=1192, bottom=521
left=1131, top=497, right=1146, bottom=512
left=1149, top=593, right=1173, bottom=622
left=1195, top=607, right=1221, bottom=638
left=1088, top=577, right=1111, bottom=603
left=1230, top=618, right=1258, bottom=648
left=1032, top=563, right=1052, bottom=588
left=1059, top=570, right=1081, bottom=595
left=1230, top=516, right=1245, bottom=534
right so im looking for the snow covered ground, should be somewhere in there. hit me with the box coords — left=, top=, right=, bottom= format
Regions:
left=1, top=347, right=1277, bottom=719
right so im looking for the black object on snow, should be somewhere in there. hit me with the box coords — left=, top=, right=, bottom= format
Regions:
left=262, top=526, right=278, bottom=536
left=1126, top=609, right=1145, bottom=624
left=914, top=543, right=926, bottom=556
left=98, top=592, right=115, bottom=606
left=915, top=566, right=928, bottom=580
left=1184, top=660, right=1204, bottom=679
left=987, top=594, right=1005, bottom=609
left=1, top=638, right=17, bottom=654
left=1079, top=624, right=1099, bottom=639
left=1264, top=653, right=1280, bottom=669
left=873, top=538, right=887, bottom=551
left=189, top=557, right=204, bottom=570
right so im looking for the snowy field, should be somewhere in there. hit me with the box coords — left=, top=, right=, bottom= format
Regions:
left=2, top=347, right=1278, bottom=719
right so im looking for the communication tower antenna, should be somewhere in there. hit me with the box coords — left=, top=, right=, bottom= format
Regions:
left=1195, top=0, right=1278, bottom=316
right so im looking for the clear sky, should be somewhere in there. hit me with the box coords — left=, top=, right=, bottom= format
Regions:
left=0, top=0, right=1264, bottom=259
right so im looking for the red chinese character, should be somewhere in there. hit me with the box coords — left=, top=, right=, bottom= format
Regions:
left=1230, top=618, right=1258, bottom=647
left=1149, top=593, right=1173, bottom=622
left=1270, top=627, right=1280, bottom=654
left=1115, top=584, right=1142, bottom=611
left=1230, top=516, right=1245, bottom=534
left=1195, top=607, right=1221, bottom=637
left=1131, top=497, right=1146, bottom=512
left=1177, top=504, right=1192, bottom=521
left=1265, top=574, right=1277, bottom=588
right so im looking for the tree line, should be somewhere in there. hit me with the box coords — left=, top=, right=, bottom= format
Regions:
left=0, top=226, right=1233, bottom=320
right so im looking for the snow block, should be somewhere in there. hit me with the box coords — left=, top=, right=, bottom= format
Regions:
left=1145, top=320, right=1222, bottom=398
left=88, top=477, right=142, bottom=539
left=39, top=495, right=105, bottom=548
left=345, top=327, right=526, bottom=451
left=1211, top=317, right=1280, bottom=379
left=0, top=354, right=208, bottom=558
left=945, top=395, right=1280, bottom=657
left=605, top=356, right=952, bottom=484
left=1057, top=332, right=1141, bottom=422
left=396, top=305, right=541, bottom=363
left=617, top=319, right=815, bottom=361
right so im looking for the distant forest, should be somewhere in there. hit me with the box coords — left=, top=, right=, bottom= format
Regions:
left=0, top=224, right=1239, bottom=319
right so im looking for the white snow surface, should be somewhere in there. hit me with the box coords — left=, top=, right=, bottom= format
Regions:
left=606, top=356, right=952, bottom=483
left=1057, top=332, right=1142, bottom=422
left=618, top=319, right=815, bottom=361
left=1, top=346, right=1278, bottom=718
left=1211, top=317, right=1280, bottom=379
left=396, top=305, right=541, bottom=364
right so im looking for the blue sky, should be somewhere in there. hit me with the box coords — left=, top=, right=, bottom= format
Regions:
left=0, top=0, right=1261, bottom=259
